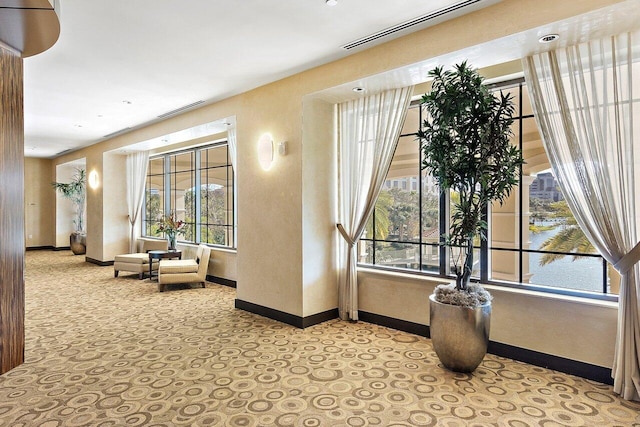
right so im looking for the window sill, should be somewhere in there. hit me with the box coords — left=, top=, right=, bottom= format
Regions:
left=357, top=265, right=618, bottom=309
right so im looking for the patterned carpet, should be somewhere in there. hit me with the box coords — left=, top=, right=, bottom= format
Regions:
left=0, top=250, right=638, bottom=426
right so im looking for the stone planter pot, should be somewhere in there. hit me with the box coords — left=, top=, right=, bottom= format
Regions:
left=429, top=293, right=491, bottom=372
left=70, top=232, right=86, bottom=255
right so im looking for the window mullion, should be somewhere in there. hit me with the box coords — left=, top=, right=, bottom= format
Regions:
left=195, top=149, right=202, bottom=244
left=164, top=155, right=171, bottom=219
left=480, top=204, right=489, bottom=283
left=439, top=191, right=448, bottom=276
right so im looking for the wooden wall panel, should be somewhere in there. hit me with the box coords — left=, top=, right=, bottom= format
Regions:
left=0, top=46, right=25, bottom=374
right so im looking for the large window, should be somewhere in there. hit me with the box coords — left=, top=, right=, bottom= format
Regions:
left=143, top=142, right=235, bottom=248
left=360, top=80, right=619, bottom=299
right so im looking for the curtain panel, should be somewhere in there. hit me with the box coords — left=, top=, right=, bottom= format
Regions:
left=523, top=30, right=640, bottom=401
left=336, top=86, right=414, bottom=321
left=227, top=127, right=238, bottom=246
left=126, top=151, right=150, bottom=253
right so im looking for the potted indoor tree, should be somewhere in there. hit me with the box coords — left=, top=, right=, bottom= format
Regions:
left=417, top=62, right=523, bottom=372
left=52, top=168, right=87, bottom=255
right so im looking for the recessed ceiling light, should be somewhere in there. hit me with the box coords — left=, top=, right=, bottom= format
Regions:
left=223, top=122, right=232, bottom=126
left=326, top=0, right=338, bottom=5
left=74, top=124, right=83, bottom=128
left=352, top=87, right=365, bottom=93
left=122, top=100, right=132, bottom=104
left=539, top=34, right=559, bottom=43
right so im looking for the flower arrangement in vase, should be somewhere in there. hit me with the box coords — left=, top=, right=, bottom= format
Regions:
left=158, top=211, right=185, bottom=251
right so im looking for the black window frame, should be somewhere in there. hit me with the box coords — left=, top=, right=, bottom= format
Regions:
left=142, top=141, right=236, bottom=249
left=359, top=79, right=617, bottom=302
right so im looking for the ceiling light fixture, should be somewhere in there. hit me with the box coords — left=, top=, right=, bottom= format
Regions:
left=538, top=34, right=559, bottom=43
left=326, top=0, right=338, bottom=5
left=122, top=100, right=132, bottom=104
left=352, top=87, right=365, bottom=93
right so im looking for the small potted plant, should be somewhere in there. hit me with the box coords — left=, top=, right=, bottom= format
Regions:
left=52, top=168, right=86, bottom=255
left=158, top=211, right=185, bottom=251
left=417, top=62, right=523, bottom=372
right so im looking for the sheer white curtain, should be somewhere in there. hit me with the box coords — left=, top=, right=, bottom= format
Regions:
left=523, top=30, right=640, bottom=401
left=126, top=151, right=150, bottom=253
left=227, top=127, right=237, bottom=171
left=227, top=127, right=238, bottom=246
left=337, top=86, right=414, bottom=321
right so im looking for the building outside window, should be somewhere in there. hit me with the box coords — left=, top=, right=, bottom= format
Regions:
left=143, top=142, right=235, bottom=248
left=359, top=80, right=619, bottom=298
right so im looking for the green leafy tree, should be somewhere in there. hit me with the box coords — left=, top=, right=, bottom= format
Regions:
left=539, top=200, right=596, bottom=265
left=145, top=190, right=163, bottom=236
left=184, top=185, right=230, bottom=245
left=422, top=191, right=439, bottom=230
left=418, top=62, right=524, bottom=292
left=529, top=197, right=552, bottom=225
left=367, top=190, right=392, bottom=240
left=388, top=188, right=420, bottom=241
left=52, top=168, right=86, bottom=233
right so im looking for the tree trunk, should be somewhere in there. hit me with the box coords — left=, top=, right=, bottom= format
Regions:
left=456, top=238, right=474, bottom=291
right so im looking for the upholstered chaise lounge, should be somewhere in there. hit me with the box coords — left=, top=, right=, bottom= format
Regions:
left=157, top=244, right=211, bottom=292
left=114, top=238, right=168, bottom=279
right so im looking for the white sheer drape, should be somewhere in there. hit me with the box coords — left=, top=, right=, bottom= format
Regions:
left=523, top=30, right=640, bottom=401
left=126, top=151, right=150, bottom=253
left=227, top=127, right=237, bottom=171
left=227, top=127, right=238, bottom=246
left=337, top=86, right=414, bottom=321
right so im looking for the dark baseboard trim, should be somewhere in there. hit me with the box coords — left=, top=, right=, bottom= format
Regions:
left=359, top=311, right=430, bottom=338
left=487, top=341, right=613, bottom=385
left=303, top=308, right=339, bottom=328
left=53, top=246, right=71, bottom=251
left=207, top=275, right=236, bottom=288
left=85, top=257, right=114, bottom=266
left=359, top=310, right=612, bottom=385
left=235, top=299, right=338, bottom=329
left=26, top=246, right=54, bottom=251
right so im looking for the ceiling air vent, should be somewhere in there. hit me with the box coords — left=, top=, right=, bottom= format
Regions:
left=103, top=127, right=132, bottom=139
left=157, top=100, right=205, bottom=119
left=55, top=148, right=72, bottom=156
left=342, top=0, right=482, bottom=50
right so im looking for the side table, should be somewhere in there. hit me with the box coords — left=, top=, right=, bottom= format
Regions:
left=148, top=250, right=182, bottom=281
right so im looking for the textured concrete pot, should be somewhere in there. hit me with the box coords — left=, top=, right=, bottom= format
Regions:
left=70, top=232, right=86, bottom=255
left=429, top=293, right=491, bottom=372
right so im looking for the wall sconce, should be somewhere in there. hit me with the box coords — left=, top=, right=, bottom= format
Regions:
left=258, top=133, right=274, bottom=170
left=88, top=170, right=100, bottom=189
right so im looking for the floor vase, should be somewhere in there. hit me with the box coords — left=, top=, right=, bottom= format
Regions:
left=429, top=293, right=491, bottom=372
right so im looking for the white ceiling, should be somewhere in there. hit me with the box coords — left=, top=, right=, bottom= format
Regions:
left=22, top=0, right=640, bottom=159
left=23, top=0, right=500, bottom=158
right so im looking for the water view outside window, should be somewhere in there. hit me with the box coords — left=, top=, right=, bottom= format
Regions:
left=143, top=142, right=235, bottom=248
left=359, top=81, right=618, bottom=297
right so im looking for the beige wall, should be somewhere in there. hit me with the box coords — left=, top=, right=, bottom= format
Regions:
left=175, top=243, right=237, bottom=282
left=301, top=97, right=338, bottom=317
left=101, top=153, right=129, bottom=261
left=25, top=157, right=54, bottom=248
left=28, top=0, right=625, bottom=366
left=358, top=269, right=617, bottom=368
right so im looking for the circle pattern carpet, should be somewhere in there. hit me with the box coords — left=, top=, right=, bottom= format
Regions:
left=0, top=250, right=638, bottom=426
